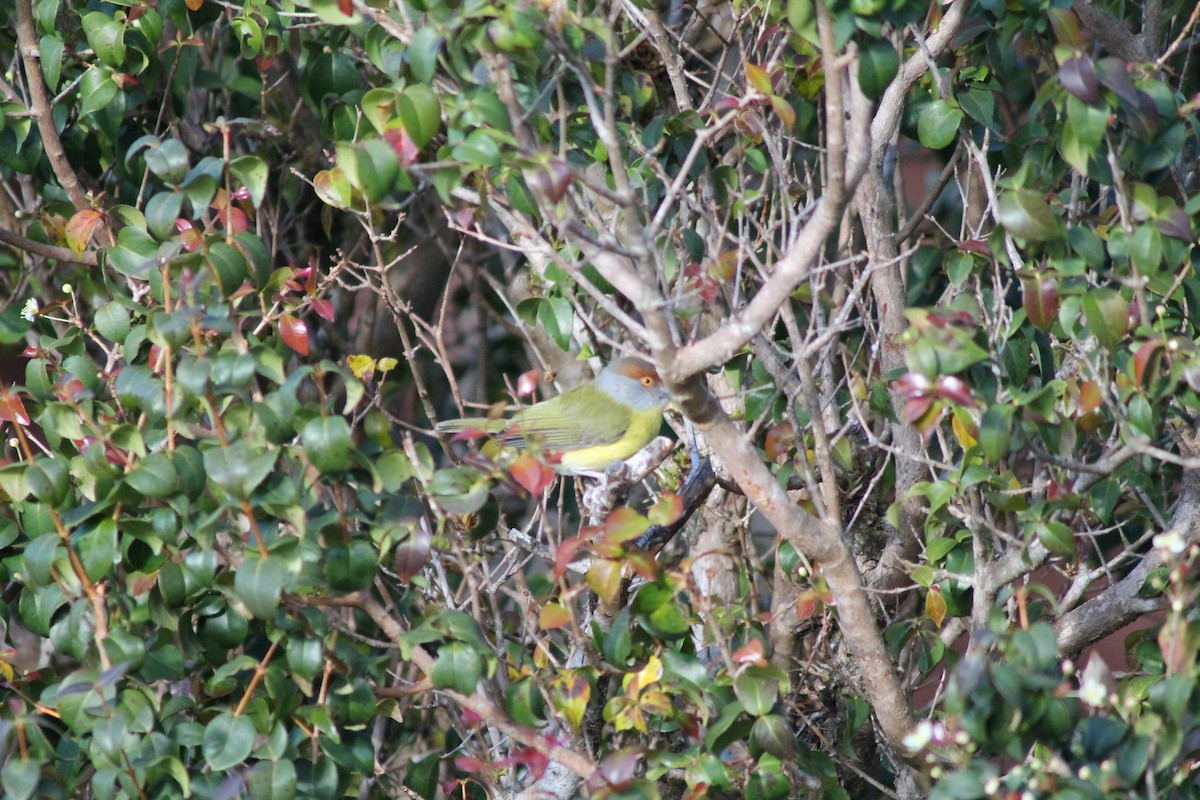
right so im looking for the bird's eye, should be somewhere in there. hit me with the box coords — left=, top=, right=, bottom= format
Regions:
left=642, top=377, right=654, bottom=386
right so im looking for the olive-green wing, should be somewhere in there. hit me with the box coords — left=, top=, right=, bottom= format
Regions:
left=500, top=393, right=631, bottom=450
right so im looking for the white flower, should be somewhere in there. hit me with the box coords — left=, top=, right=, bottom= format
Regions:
left=20, top=298, right=38, bottom=322
left=903, top=720, right=933, bottom=751
left=1154, top=530, right=1187, bottom=555
left=62, top=283, right=73, bottom=295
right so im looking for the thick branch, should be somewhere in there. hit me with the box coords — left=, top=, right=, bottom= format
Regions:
left=0, top=225, right=99, bottom=267
left=15, top=0, right=90, bottom=211
left=666, top=373, right=915, bottom=750
left=669, top=54, right=874, bottom=379
left=869, top=0, right=970, bottom=164
left=1055, top=468, right=1200, bottom=654
left=1071, top=0, right=1148, bottom=61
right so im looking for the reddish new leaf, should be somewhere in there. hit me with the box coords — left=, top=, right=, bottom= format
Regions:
left=554, top=536, right=587, bottom=580
left=311, top=298, right=335, bottom=322
left=795, top=588, right=822, bottom=621
left=647, top=492, right=683, bottom=527
left=65, top=209, right=103, bottom=254
left=1022, top=272, right=1060, bottom=333
left=279, top=314, right=309, bottom=355
left=516, top=368, right=542, bottom=398
left=732, top=638, right=766, bottom=667
left=393, top=525, right=432, bottom=581
left=1134, top=339, right=1166, bottom=388
left=0, top=388, right=31, bottom=426
left=383, top=127, right=420, bottom=166
left=509, top=452, right=557, bottom=495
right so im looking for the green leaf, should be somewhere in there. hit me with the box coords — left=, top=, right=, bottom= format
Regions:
left=143, top=138, right=191, bottom=185
left=978, top=404, right=1014, bottom=463
left=94, top=302, right=131, bottom=342
left=1081, top=288, right=1129, bottom=351
left=430, top=642, right=482, bottom=695
left=301, top=416, right=354, bottom=474
left=203, top=441, right=278, bottom=498
left=408, top=28, right=441, bottom=84
left=735, top=666, right=784, bottom=716
left=229, top=155, right=269, bottom=209
left=336, top=139, right=398, bottom=203
left=144, top=191, right=184, bottom=240
left=245, top=760, right=297, bottom=800
left=79, top=66, right=118, bottom=118
left=0, top=757, right=42, bottom=800
left=77, top=518, right=118, bottom=582
left=202, top=712, right=257, bottom=771
left=397, top=84, right=441, bottom=148
left=324, top=540, right=378, bottom=593
left=235, top=552, right=287, bottom=619
left=537, top=296, right=574, bottom=352
left=1036, top=521, right=1076, bottom=557
left=39, top=34, right=64, bottom=92
left=997, top=188, right=1065, bottom=243
left=82, top=12, right=126, bottom=69
left=917, top=100, right=963, bottom=150
left=451, top=129, right=501, bottom=168
left=126, top=452, right=180, bottom=497
left=858, top=42, right=898, bottom=100
left=505, top=677, right=547, bottom=727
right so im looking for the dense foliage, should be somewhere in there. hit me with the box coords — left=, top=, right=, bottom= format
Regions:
left=2, top=0, right=1200, bottom=798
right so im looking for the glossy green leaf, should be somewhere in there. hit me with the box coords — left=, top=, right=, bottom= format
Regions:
left=235, top=552, right=287, bottom=619
left=917, top=100, right=963, bottom=150
left=430, top=642, right=482, bottom=695
left=202, top=712, right=257, bottom=771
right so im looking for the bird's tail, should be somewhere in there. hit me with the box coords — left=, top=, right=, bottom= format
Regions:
left=435, top=418, right=506, bottom=438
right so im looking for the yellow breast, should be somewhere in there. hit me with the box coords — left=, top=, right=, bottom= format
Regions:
left=556, top=408, right=663, bottom=471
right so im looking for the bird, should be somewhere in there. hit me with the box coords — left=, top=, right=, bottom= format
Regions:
left=436, top=356, right=670, bottom=474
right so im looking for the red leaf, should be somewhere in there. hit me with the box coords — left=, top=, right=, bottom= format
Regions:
left=935, top=375, right=978, bottom=407
left=338, top=0, right=353, bottom=16
left=623, top=548, right=658, bottom=581
left=958, top=239, right=992, bottom=256
left=554, top=536, right=587, bottom=580
left=394, top=525, right=432, bottom=581
left=383, top=127, right=420, bottom=167
left=1134, top=339, right=1166, bottom=388
left=516, top=369, right=542, bottom=398
left=177, top=222, right=204, bottom=252
left=526, top=160, right=573, bottom=203
left=0, top=388, right=31, bottom=426
left=893, top=372, right=933, bottom=399
left=732, top=638, right=766, bottom=666
left=311, top=298, right=335, bottom=322
left=279, top=314, right=309, bottom=355
left=216, top=206, right=249, bottom=234
left=795, top=588, right=822, bottom=620
left=647, top=493, right=684, bottom=526
left=763, top=423, right=795, bottom=461
left=509, top=452, right=557, bottom=495
left=1021, top=272, right=1060, bottom=332
left=901, top=395, right=935, bottom=424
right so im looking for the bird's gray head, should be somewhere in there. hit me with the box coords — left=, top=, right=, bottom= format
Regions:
left=596, top=356, right=670, bottom=410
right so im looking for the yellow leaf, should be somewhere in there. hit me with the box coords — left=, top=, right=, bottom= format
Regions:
left=925, top=587, right=947, bottom=627
left=627, top=654, right=663, bottom=695
left=347, top=354, right=376, bottom=379
left=951, top=408, right=977, bottom=449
